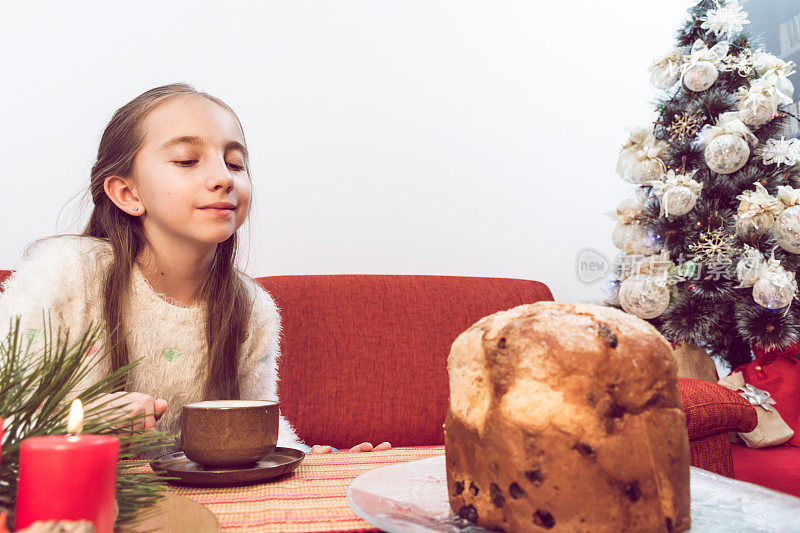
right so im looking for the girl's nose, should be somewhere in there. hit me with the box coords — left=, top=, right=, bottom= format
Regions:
left=208, top=158, right=235, bottom=192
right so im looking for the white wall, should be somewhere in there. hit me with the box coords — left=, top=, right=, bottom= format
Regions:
left=0, top=0, right=694, bottom=304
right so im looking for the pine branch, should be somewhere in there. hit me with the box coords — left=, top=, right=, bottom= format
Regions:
left=0, top=314, right=171, bottom=528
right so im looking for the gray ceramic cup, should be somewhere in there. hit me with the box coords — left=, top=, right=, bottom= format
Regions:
left=181, top=400, right=279, bottom=467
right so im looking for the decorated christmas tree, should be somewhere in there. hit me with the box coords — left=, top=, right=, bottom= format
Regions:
left=607, top=0, right=799, bottom=372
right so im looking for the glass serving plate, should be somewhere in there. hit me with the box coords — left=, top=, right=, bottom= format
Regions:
left=347, top=456, right=800, bottom=533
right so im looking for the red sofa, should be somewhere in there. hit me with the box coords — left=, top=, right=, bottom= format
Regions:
left=0, top=271, right=774, bottom=488
left=254, top=275, right=759, bottom=478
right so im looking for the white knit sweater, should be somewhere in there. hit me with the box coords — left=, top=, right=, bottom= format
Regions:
left=0, top=235, right=303, bottom=452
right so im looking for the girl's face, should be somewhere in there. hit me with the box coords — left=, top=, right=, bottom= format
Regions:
left=131, top=94, right=251, bottom=249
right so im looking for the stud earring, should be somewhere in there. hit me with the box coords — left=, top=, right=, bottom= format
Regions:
left=133, top=207, right=140, bottom=212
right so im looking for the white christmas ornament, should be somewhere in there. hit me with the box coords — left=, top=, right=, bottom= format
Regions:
left=760, top=137, right=800, bottom=167
left=734, top=182, right=783, bottom=237
left=612, top=223, right=637, bottom=251
left=681, top=40, right=728, bottom=92
left=753, top=52, right=796, bottom=104
left=774, top=207, right=800, bottom=254
left=699, top=112, right=758, bottom=174
left=663, top=187, right=697, bottom=217
left=615, top=195, right=647, bottom=225
left=735, top=250, right=798, bottom=309
left=616, top=128, right=669, bottom=184
left=612, top=222, right=662, bottom=256
left=683, top=62, right=719, bottom=92
left=700, top=0, right=750, bottom=40
left=619, top=273, right=671, bottom=319
left=735, top=246, right=765, bottom=289
left=647, top=169, right=703, bottom=217
left=649, top=48, right=683, bottom=90
left=773, top=186, right=800, bottom=254
left=737, top=80, right=780, bottom=127
left=706, top=135, right=751, bottom=174
left=753, top=262, right=797, bottom=309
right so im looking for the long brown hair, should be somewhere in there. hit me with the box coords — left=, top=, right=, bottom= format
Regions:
left=83, top=83, right=251, bottom=400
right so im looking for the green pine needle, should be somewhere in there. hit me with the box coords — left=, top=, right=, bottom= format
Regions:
left=0, top=314, right=173, bottom=528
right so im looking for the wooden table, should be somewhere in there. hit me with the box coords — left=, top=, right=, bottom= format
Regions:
left=131, top=445, right=445, bottom=532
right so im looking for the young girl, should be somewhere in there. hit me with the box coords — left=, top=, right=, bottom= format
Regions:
left=0, top=83, right=389, bottom=455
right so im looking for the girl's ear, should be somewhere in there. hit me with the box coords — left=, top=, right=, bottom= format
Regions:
left=104, top=175, right=144, bottom=216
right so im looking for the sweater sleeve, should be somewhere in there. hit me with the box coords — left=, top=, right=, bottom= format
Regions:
left=239, top=278, right=305, bottom=449
left=0, top=236, right=96, bottom=349
left=0, top=236, right=112, bottom=391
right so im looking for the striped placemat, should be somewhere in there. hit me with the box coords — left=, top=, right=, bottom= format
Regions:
left=138, top=445, right=445, bottom=532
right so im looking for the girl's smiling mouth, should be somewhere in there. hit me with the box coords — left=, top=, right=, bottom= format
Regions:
left=199, top=201, right=236, bottom=216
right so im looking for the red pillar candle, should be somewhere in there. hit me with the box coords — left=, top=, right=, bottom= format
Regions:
left=15, top=401, right=119, bottom=533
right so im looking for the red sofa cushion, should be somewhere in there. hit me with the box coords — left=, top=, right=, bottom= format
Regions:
left=256, top=274, right=553, bottom=448
left=678, top=377, right=757, bottom=439
left=732, top=443, right=800, bottom=498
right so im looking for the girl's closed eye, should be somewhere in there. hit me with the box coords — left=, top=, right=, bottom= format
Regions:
left=173, top=160, right=245, bottom=171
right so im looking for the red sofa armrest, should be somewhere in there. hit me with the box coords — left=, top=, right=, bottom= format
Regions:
left=677, top=378, right=757, bottom=477
left=678, top=377, right=757, bottom=439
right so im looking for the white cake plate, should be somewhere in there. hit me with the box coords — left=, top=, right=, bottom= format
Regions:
left=347, top=455, right=800, bottom=533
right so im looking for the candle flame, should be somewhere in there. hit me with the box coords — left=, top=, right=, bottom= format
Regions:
left=67, top=399, right=84, bottom=434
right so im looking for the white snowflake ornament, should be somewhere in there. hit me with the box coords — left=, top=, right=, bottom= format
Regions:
left=760, top=137, right=800, bottom=167
left=701, top=0, right=750, bottom=40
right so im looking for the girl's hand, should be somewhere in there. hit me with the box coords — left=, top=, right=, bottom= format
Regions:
left=308, top=442, right=392, bottom=454
left=89, top=392, right=168, bottom=433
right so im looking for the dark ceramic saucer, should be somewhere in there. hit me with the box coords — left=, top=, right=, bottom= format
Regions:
left=150, top=447, right=305, bottom=486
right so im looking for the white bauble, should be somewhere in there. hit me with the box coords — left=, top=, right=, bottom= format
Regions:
left=704, top=134, right=750, bottom=174
left=619, top=274, right=671, bottom=319
left=612, top=223, right=661, bottom=255
left=662, top=185, right=697, bottom=216
left=612, top=223, right=637, bottom=250
left=682, top=62, right=718, bottom=92
left=616, top=197, right=644, bottom=224
left=753, top=275, right=796, bottom=309
left=616, top=150, right=638, bottom=184
left=650, top=66, right=679, bottom=90
left=774, top=205, right=800, bottom=254
left=735, top=213, right=777, bottom=238
left=632, top=158, right=666, bottom=184
left=739, top=93, right=777, bottom=127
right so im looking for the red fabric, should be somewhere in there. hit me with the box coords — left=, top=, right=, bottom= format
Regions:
left=735, top=341, right=800, bottom=447
left=732, top=442, right=800, bottom=497
left=0, top=270, right=11, bottom=288
left=689, top=433, right=735, bottom=477
left=677, top=377, right=757, bottom=439
left=676, top=378, right=757, bottom=477
left=256, top=274, right=554, bottom=449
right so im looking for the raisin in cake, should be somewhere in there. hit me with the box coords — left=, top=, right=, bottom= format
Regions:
left=445, top=302, right=690, bottom=532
